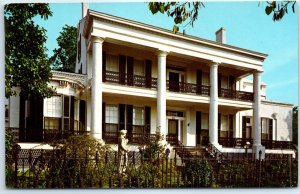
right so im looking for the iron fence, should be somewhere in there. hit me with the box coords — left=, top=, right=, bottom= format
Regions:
left=9, top=146, right=297, bottom=188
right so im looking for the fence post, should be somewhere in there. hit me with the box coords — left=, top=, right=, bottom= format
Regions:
left=258, top=150, right=262, bottom=187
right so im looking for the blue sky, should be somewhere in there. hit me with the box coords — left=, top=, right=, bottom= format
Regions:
left=35, top=1, right=298, bottom=106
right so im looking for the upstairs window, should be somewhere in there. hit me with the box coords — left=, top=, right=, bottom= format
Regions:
left=134, top=59, right=145, bottom=76
left=106, top=54, right=119, bottom=72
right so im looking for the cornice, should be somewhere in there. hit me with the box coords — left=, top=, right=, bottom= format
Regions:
left=85, top=9, right=268, bottom=61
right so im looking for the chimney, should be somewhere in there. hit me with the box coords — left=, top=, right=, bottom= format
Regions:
left=82, top=3, right=88, bottom=18
left=215, top=27, right=226, bottom=44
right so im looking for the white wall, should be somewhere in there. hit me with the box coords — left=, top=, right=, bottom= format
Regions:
left=261, top=101, right=293, bottom=141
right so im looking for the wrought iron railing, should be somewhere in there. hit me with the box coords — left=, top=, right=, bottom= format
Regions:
left=104, top=70, right=157, bottom=89
left=103, top=131, right=156, bottom=145
left=219, top=88, right=254, bottom=102
left=166, top=80, right=210, bottom=96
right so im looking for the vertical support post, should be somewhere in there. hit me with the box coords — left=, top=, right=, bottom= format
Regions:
left=91, top=36, right=104, bottom=140
left=209, top=62, right=220, bottom=148
left=157, top=50, right=168, bottom=138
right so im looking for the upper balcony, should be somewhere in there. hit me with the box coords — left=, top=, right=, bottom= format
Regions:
left=103, top=70, right=253, bottom=102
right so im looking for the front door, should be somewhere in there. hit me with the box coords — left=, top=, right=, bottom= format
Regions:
left=242, top=116, right=252, bottom=144
left=169, top=72, right=180, bottom=92
left=168, top=119, right=178, bottom=144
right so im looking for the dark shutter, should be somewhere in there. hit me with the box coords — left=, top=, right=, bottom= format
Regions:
left=119, top=104, right=125, bottom=131
left=196, top=111, right=201, bottom=145
left=127, top=56, right=134, bottom=86
left=145, top=60, right=152, bottom=88
left=145, top=106, right=151, bottom=133
left=269, top=119, right=273, bottom=140
left=102, top=51, right=106, bottom=82
left=242, top=116, right=246, bottom=139
left=229, top=76, right=235, bottom=91
left=70, top=96, right=75, bottom=133
left=119, top=55, right=126, bottom=84
left=218, top=113, right=221, bottom=142
left=196, top=70, right=202, bottom=94
left=127, top=105, right=133, bottom=135
left=218, top=73, right=221, bottom=96
left=79, top=100, right=86, bottom=131
left=229, top=114, right=234, bottom=139
left=28, top=95, right=43, bottom=142
left=102, top=102, right=106, bottom=134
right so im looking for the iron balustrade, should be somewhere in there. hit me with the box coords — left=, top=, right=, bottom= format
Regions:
left=219, top=88, right=254, bottom=102
left=104, top=70, right=157, bottom=89
left=166, top=80, right=210, bottom=96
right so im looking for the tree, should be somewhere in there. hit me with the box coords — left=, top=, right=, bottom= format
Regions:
left=5, top=4, right=54, bottom=98
left=148, top=1, right=296, bottom=33
left=292, top=106, right=298, bottom=145
left=50, top=25, right=77, bottom=73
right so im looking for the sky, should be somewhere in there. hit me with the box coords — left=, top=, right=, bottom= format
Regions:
left=33, top=1, right=298, bottom=106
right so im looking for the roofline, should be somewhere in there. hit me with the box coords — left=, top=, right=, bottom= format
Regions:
left=262, top=100, right=294, bottom=107
left=84, top=9, right=268, bottom=61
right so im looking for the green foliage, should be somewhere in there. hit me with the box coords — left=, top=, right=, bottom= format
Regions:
left=148, top=2, right=204, bottom=33
left=5, top=129, right=17, bottom=188
left=182, top=159, right=215, bottom=187
left=293, top=106, right=298, bottom=145
left=50, top=25, right=77, bottom=72
left=264, top=1, right=296, bottom=21
left=148, top=1, right=296, bottom=33
left=5, top=4, right=54, bottom=98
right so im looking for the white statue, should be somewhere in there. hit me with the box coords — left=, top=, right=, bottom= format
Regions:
left=118, top=129, right=129, bottom=174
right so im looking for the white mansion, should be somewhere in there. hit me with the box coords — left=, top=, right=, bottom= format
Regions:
left=6, top=8, right=295, bottom=158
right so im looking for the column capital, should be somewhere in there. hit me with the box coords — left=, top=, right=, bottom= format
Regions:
left=253, top=70, right=263, bottom=76
left=209, top=61, right=220, bottom=67
left=91, top=36, right=105, bottom=44
left=156, top=49, right=169, bottom=57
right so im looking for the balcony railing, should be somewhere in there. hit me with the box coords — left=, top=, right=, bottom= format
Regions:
left=219, top=88, right=254, bottom=102
left=219, top=137, right=292, bottom=149
left=167, top=80, right=210, bottom=96
left=103, top=131, right=156, bottom=145
left=104, top=70, right=157, bottom=89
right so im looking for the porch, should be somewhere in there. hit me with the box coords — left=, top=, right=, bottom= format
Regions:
left=7, top=127, right=293, bottom=150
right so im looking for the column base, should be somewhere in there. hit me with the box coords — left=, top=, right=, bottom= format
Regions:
left=253, top=145, right=265, bottom=160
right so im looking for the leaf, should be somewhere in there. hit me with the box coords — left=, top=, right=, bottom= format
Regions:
left=265, top=6, right=273, bottom=15
left=173, top=25, right=179, bottom=33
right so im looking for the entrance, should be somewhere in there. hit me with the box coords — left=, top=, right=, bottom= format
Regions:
left=167, top=111, right=185, bottom=145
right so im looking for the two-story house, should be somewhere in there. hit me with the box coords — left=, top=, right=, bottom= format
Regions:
left=6, top=8, right=294, bottom=158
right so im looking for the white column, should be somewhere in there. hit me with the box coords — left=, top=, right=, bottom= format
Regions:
left=157, top=50, right=168, bottom=138
left=91, top=36, right=104, bottom=140
left=253, top=71, right=262, bottom=146
left=209, top=62, right=219, bottom=147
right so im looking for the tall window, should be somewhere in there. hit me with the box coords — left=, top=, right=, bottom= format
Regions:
left=134, top=59, right=145, bottom=76
left=261, top=118, right=272, bottom=140
left=105, top=105, right=118, bottom=132
left=133, top=107, right=144, bottom=126
left=106, top=54, right=119, bottom=72
left=43, top=96, right=62, bottom=130
left=133, top=107, right=144, bottom=133
left=202, top=72, right=210, bottom=86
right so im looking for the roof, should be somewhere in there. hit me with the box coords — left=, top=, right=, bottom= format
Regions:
left=84, top=9, right=268, bottom=61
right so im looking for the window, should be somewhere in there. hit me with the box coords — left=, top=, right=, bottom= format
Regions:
left=261, top=118, right=272, bottom=140
left=105, top=105, right=118, bottom=132
left=44, top=117, right=60, bottom=130
left=44, top=96, right=62, bottom=117
left=133, top=107, right=144, bottom=126
left=134, top=59, right=145, bottom=76
left=106, top=54, right=119, bottom=72
left=201, top=113, right=209, bottom=130
left=202, top=72, right=210, bottom=86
